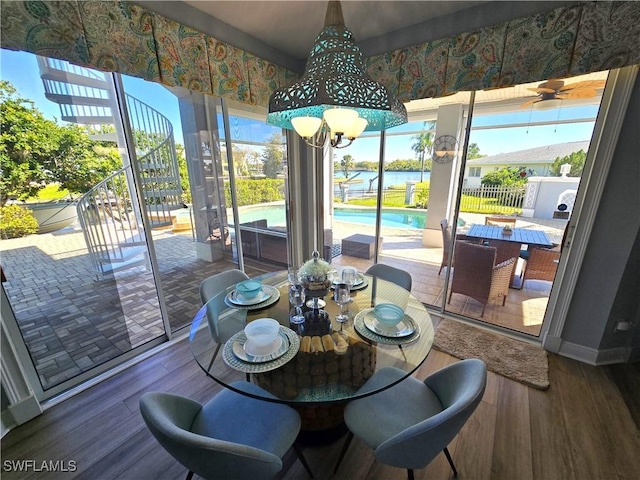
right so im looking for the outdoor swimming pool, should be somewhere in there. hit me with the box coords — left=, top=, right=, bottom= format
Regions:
left=237, top=204, right=428, bottom=229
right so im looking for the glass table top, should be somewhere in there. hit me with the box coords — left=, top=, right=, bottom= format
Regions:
left=189, top=270, right=435, bottom=405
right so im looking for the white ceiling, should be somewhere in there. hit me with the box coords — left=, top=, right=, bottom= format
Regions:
left=182, top=0, right=486, bottom=59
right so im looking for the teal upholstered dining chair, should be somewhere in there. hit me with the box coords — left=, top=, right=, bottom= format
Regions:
left=366, top=263, right=412, bottom=291
left=140, top=382, right=313, bottom=480
left=199, top=269, right=249, bottom=371
left=334, top=359, right=487, bottom=480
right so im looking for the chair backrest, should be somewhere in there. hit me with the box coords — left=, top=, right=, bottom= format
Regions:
left=483, top=238, right=521, bottom=265
left=366, top=263, right=412, bottom=291
left=375, top=359, right=487, bottom=469
left=200, top=269, right=249, bottom=305
left=440, top=218, right=451, bottom=256
left=450, top=241, right=496, bottom=302
left=200, top=269, right=249, bottom=343
left=485, top=216, right=517, bottom=227
left=523, top=246, right=560, bottom=284
left=140, top=392, right=283, bottom=480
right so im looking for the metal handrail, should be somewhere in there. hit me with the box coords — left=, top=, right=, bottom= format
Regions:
left=39, top=55, right=183, bottom=276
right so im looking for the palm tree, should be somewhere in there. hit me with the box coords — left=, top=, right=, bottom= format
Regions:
left=411, top=121, right=436, bottom=182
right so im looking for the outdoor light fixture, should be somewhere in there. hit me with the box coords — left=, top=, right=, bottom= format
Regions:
left=266, top=0, right=407, bottom=149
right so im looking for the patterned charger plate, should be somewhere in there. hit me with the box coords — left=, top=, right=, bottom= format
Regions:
left=222, top=326, right=300, bottom=373
left=224, top=285, right=280, bottom=310
left=354, top=308, right=421, bottom=345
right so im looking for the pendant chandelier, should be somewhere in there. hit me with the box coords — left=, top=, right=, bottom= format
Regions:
left=266, top=0, right=408, bottom=149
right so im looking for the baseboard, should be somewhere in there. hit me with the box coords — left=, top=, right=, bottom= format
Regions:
left=556, top=340, right=630, bottom=365
left=595, top=347, right=630, bottom=365
left=1, top=409, right=16, bottom=438
left=626, top=345, right=640, bottom=363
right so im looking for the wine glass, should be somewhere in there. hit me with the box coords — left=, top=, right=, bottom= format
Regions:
left=289, top=282, right=305, bottom=307
left=290, top=305, right=305, bottom=327
left=333, top=282, right=351, bottom=323
left=287, top=267, right=299, bottom=285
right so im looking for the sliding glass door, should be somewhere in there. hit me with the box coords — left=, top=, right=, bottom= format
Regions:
left=0, top=50, right=168, bottom=398
left=441, top=72, right=608, bottom=336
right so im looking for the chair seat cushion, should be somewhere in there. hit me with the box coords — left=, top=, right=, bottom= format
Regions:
left=344, top=367, right=444, bottom=448
left=190, top=381, right=300, bottom=458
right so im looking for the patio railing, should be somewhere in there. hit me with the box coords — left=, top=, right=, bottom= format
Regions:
left=76, top=167, right=149, bottom=279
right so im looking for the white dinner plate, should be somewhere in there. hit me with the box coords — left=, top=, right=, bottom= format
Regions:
left=362, top=310, right=417, bottom=338
left=243, top=336, right=283, bottom=357
left=224, top=327, right=300, bottom=371
left=224, top=285, right=280, bottom=310
left=228, top=289, right=269, bottom=305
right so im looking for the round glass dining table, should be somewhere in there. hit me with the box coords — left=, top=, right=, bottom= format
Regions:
left=189, top=270, right=435, bottom=435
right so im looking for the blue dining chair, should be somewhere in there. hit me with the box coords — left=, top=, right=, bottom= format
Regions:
left=199, top=269, right=249, bottom=371
left=334, top=359, right=487, bottom=479
left=140, top=382, right=313, bottom=480
left=366, top=263, right=412, bottom=291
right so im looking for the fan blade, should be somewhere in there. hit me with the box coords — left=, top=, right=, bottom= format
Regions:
left=559, top=80, right=606, bottom=91
left=557, top=89, right=598, bottom=99
left=521, top=98, right=539, bottom=107
left=527, top=87, right=556, bottom=94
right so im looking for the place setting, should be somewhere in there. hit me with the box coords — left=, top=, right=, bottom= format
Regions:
left=329, top=266, right=368, bottom=292
left=222, top=318, right=300, bottom=373
left=224, top=279, right=280, bottom=310
left=354, top=303, right=421, bottom=345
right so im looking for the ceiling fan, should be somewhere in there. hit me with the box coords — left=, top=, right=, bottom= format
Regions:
left=521, top=79, right=606, bottom=109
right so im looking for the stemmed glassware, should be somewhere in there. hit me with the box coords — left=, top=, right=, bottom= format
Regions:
left=288, top=270, right=305, bottom=325
left=333, top=282, right=351, bottom=323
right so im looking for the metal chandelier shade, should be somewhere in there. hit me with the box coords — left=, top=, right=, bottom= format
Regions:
left=266, top=0, right=407, bottom=147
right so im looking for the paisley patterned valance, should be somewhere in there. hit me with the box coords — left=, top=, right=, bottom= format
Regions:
left=1, top=1, right=639, bottom=108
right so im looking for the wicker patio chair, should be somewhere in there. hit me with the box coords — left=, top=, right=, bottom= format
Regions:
left=439, top=219, right=478, bottom=275
left=482, top=239, right=521, bottom=287
left=439, top=219, right=451, bottom=275
left=520, top=246, right=561, bottom=288
left=448, top=241, right=516, bottom=316
left=484, top=216, right=517, bottom=227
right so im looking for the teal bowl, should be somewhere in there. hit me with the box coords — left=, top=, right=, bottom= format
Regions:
left=236, top=280, right=262, bottom=299
left=373, top=303, right=405, bottom=328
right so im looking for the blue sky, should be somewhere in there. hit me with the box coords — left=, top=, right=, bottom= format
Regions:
left=2, top=48, right=597, bottom=161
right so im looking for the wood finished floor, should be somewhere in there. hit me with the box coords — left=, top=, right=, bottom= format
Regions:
left=2, top=324, right=639, bottom=480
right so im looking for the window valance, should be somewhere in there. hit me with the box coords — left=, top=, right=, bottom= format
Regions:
left=1, top=1, right=639, bottom=107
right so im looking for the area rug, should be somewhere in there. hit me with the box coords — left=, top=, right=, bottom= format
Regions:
left=433, top=319, right=550, bottom=390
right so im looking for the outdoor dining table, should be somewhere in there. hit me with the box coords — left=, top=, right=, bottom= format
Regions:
left=189, top=270, right=435, bottom=440
left=465, top=224, right=553, bottom=247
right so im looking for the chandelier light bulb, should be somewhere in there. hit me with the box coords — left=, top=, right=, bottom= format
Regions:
left=345, top=117, right=368, bottom=139
left=291, top=117, right=323, bottom=138
left=323, top=108, right=359, bottom=134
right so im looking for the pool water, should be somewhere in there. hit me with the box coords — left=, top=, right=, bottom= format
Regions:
left=237, top=204, right=428, bottom=229
left=335, top=209, right=426, bottom=229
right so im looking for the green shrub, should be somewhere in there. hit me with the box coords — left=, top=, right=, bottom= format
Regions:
left=0, top=205, right=39, bottom=239
left=224, top=178, right=285, bottom=206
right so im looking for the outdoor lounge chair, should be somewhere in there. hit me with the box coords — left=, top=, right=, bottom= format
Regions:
left=448, top=241, right=516, bottom=316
